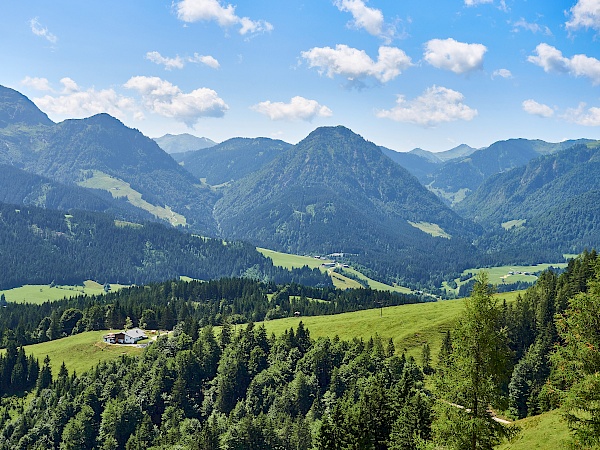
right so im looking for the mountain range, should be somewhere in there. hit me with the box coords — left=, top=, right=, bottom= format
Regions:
left=2, top=84, right=600, bottom=289
left=153, top=133, right=216, bottom=154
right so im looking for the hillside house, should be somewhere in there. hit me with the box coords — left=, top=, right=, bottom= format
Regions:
left=103, top=327, right=147, bottom=344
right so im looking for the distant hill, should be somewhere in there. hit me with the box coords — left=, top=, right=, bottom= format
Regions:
left=0, top=163, right=154, bottom=222
left=153, top=133, right=216, bottom=154
left=214, top=126, right=481, bottom=287
left=0, top=201, right=330, bottom=290
left=458, top=143, right=600, bottom=259
left=394, top=138, right=596, bottom=205
left=0, top=85, right=53, bottom=128
left=175, top=137, right=292, bottom=185
left=0, top=86, right=218, bottom=234
left=380, top=147, right=440, bottom=182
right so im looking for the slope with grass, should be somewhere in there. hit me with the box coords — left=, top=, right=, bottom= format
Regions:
left=0, top=330, right=145, bottom=377
left=495, top=409, right=570, bottom=450
left=0, top=280, right=129, bottom=305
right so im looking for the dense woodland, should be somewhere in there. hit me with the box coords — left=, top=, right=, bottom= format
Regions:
left=0, top=278, right=421, bottom=349
left=0, top=252, right=600, bottom=448
left=0, top=202, right=330, bottom=290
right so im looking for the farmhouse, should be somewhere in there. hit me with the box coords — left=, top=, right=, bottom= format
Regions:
left=103, top=327, right=147, bottom=344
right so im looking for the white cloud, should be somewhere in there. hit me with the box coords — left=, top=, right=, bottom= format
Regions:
left=301, top=44, right=412, bottom=84
left=60, top=77, right=81, bottom=94
left=522, top=99, right=554, bottom=118
left=252, top=96, right=333, bottom=121
left=21, top=76, right=52, bottom=91
left=124, top=76, right=228, bottom=126
left=566, top=0, right=600, bottom=32
left=189, top=53, right=220, bottom=69
left=376, top=85, right=478, bottom=127
left=492, top=69, right=512, bottom=79
left=175, top=0, right=273, bottom=35
left=29, top=18, right=57, bottom=44
left=529, top=43, right=600, bottom=85
left=334, top=0, right=388, bottom=39
left=512, top=18, right=552, bottom=35
left=564, top=102, right=600, bottom=126
left=33, top=83, right=136, bottom=120
left=464, top=0, right=493, bottom=6
left=145, top=51, right=185, bottom=70
left=424, top=38, right=487, bottom=74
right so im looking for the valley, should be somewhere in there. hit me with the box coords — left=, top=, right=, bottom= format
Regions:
left=0, top=85, right=599, bottom=449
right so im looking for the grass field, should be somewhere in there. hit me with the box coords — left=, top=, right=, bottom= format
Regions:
left=496, top=409, right=571, bottom=450
left=257, top=247, right=412, bottom=293
left=257, top=290, right=522, bottom=361
left=1, top=280, right=129, bottom=304
left=78, top=169, right=186, bottom=226
left=408, top=221, right=451, bottom=239
left=0, top=330, right=147, bottom=377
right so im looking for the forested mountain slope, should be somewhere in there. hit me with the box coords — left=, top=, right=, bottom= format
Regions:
left=0, top=202, right=330, bottom=290
left=215, top=126, right=481, bottom=287
left=174, top=137, right=291, bottom=185
left=153, top=133, right=216, bottom=154
left=0, top=86, right=217, bottom=234
left=0, top=163, right=155, bottom=222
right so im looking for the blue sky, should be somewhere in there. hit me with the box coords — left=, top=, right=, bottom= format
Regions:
left=2, top=0, right=600, bottom=152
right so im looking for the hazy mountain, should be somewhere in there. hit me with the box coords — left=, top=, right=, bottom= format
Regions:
left=154, top=133, right=216, bottom=154
left=214, top=126, right=481, bottom=286
left=175, top=137, right=292, bottom=185
left=456, top=142, right=600, bottom=225
left=0, top=85, right=53, bottom=128
left=0, top=87, right=218, bottom=234
left=0, top=163, right=156, bottom=222
left=425, top=138, right=595, bottom=205
left=380, top=147, right=440, bottom=183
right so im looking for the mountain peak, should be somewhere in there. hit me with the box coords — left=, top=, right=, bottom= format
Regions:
left=0, top=85, right=53, bottom=128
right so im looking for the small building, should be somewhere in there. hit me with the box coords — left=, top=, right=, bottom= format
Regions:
left=103, top=327, right=146, bottom=344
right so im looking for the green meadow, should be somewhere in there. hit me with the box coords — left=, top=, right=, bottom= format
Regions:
left=496, top=409, right=570, bottom=450
left=1, top=280, right=129, bottom=304
left=0, top=330, right=147, bottom=377
left=257, top=247, right=412, bottom=293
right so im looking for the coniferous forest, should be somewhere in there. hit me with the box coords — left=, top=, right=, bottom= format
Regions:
left=1, top=251, right=600, bottom=448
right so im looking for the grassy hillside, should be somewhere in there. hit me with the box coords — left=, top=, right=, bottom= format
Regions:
left=495, top=409, right=570, bottom=449
left=0, top=330, right=146, bottom=376
left=257, top=247, right=412, bottom=293
left=0, top=280, right=128, bottom=304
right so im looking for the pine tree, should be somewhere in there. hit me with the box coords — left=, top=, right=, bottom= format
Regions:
left=432, top=272, right=513, bottom=449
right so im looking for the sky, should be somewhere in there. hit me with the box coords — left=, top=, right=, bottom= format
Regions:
left=2, top=0, right=600, bottom=152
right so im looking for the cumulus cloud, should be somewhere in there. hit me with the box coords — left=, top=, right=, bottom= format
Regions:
left=252, top=96, right=333, bottom=121
left=33, top=82, right=136, bottom=120
left=376, top=85, right=477, bottom=127
left=21, top=76, right=52, bottom=91
left=189, top=53, right=220, bottom=69
left=334, top=0, right=394, bottom=41
left=424, top=38, right=487, bottom=74
left=522, top=99, right=554, bottom=118
left=29, top=18, right=57, bottom=44
left=301, top=44, right=412, bottom=84
left=564, top=102, right=600, bottom=126
left=492, top=69, right=512, bottom=79
left=145, top=51, right=185, bottom=70
left=124, top=76, right=228, bottom=126
left=529, top=43, right=600, bottom=85
left=175, top=0, right=273, bottom=35
left=566, top=0, right=600, bottom=32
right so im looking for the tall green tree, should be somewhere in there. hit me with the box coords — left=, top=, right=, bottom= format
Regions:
left=432, top=272, right=513, bottom=450
left=549, top=259, right=600, bottom=447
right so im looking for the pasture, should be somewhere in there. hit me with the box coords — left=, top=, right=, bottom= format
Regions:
left=257, top=247, right=412, bottom=293
left=1, top=280, right=129, bottom=304
left=0, top=330, right=146, bottom=377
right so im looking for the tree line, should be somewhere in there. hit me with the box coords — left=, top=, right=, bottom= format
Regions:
left=0, top=277, right=422, bottom=349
